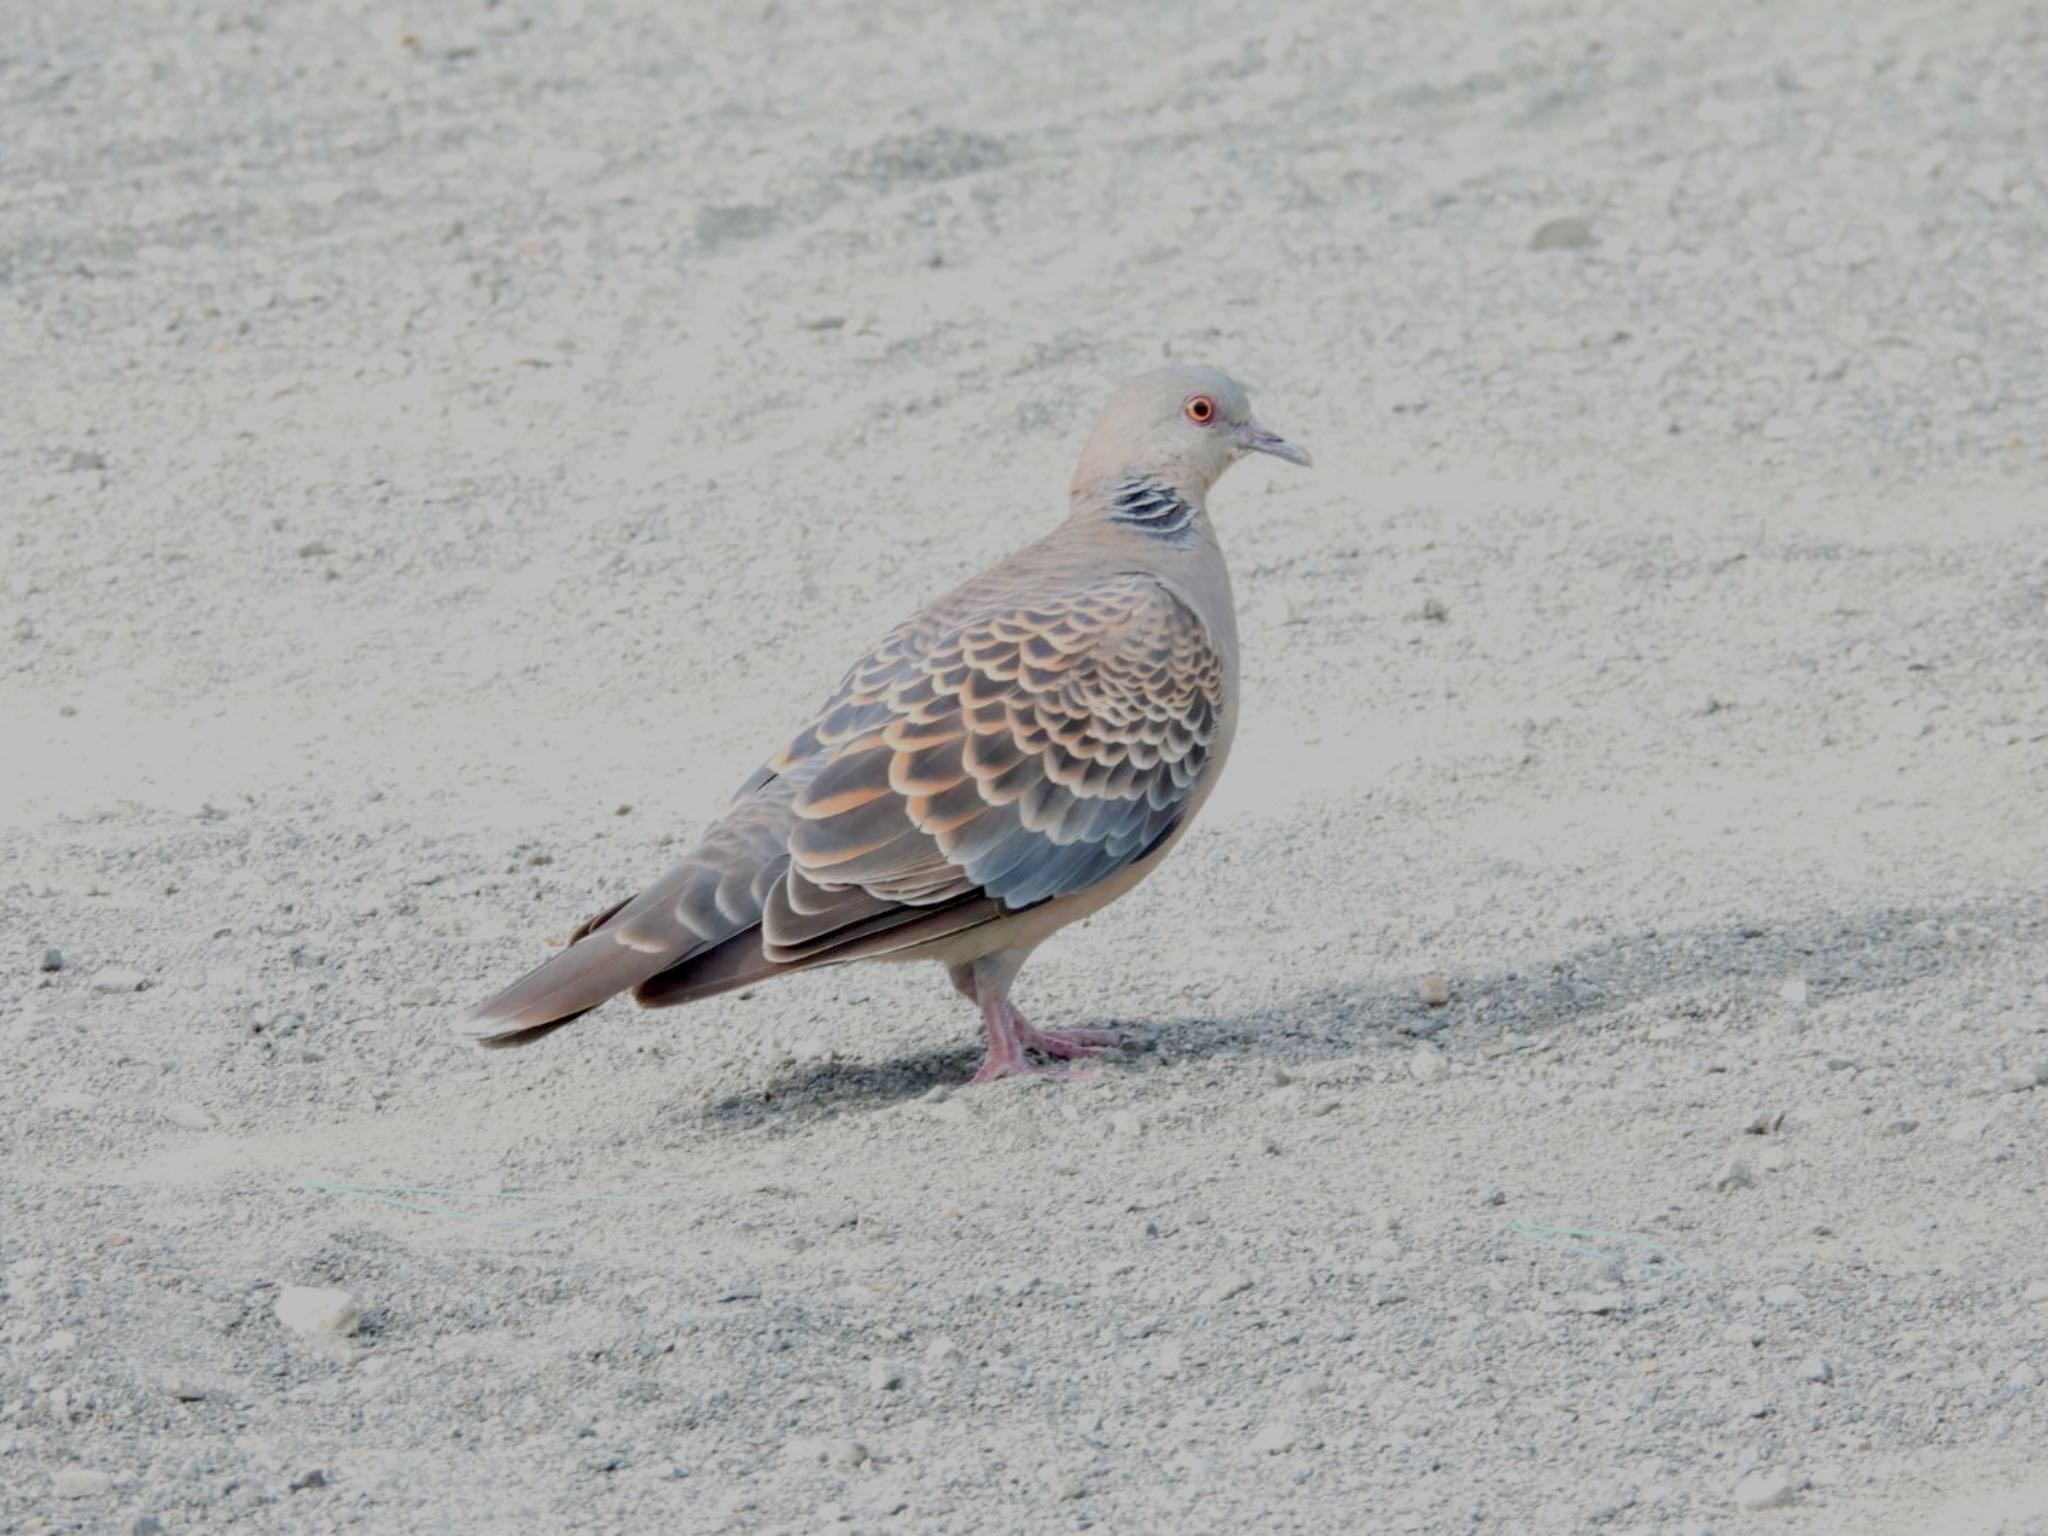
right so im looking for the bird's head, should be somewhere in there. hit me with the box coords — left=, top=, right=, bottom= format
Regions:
left=1073, top=364, right=1311, bottom=503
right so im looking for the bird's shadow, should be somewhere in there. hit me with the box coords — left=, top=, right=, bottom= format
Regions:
left=686, top=893, right=2043, bottom=1129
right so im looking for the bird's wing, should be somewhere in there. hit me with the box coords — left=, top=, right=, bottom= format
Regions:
left=465, top=572, right=1225, bottom=1043
left=756, top=571, right=1226, bottom=962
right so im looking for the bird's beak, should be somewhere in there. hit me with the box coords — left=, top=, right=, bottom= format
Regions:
left=1237, top=420, right=1312, bottom=468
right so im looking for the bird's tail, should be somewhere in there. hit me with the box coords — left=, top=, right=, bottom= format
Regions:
left=461, top=904, right=679, bottom=1048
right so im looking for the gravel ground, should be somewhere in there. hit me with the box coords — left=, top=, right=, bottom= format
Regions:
left=5, top=0, right=2048, bottom=1532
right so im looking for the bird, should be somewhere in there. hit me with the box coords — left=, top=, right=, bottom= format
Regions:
left=464, top=365, right=1310, bottom=1083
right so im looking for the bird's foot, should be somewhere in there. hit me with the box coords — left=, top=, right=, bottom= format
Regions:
left=966, top=1050, right=1098, bottom=1087
left=968, top=997, right=1118, bottom=1085
left=1012, top=1022, right=1123, bottom=1061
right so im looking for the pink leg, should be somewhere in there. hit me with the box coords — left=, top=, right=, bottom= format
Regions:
left=952, top=962, right=1123, bottom=1085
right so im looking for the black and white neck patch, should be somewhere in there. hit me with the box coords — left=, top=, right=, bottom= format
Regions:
left=1106, top=476, right=1199, bottom=538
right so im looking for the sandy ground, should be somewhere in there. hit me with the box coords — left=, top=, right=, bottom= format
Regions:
left=5, top=0, right=2048, bottom=1531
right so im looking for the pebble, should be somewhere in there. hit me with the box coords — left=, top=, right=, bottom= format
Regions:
left=926, top=1097, right=973, bottom=1126
left=1558, top=1290, right=1628, bottom=1315
left=45, top=1091, right=98, bottom=1112
left=1733, top=1471, right=1800, bottom=1510
left=1947, top=1118, right=1991, bottom=1142
left=1756, top=1146, right=1792, bottom=1173
left=1409, top=1043, right=1447, bottom=1084
left=1249, top=1421, right=1299, bottom=1455
left=2020, top=1279, right=2048, bottom=1306
left=1530, top=216, right=1594, bottom=251
left=1712, top=1157, right=1753, bottom=1192
left=161, top=1102, right=215, bottom=1131
left=1418, top=973, right=1451, bottom=1007
left=1723, top=1324, right=1764, bottom=1346
left=824, top=1440, right=869, bottom=1469
left=1200, top=1273, right=1254, bottom=1305
left=274, top=1286, right=360, bottom=1335
left=1880, top=1117, right=1920, bottom=1137
left=1040, top=1468, right=1085, bottom=1500
left=1108, top=1110, right=1142, bottom=1137
left=164, top=1375, right=208, bottom=1401
left=925, top=1335, right=959, bottom=1363
left=130, top=1518, right=166, bottom=1536
left=1796, top=1355, right=1833, bottom=1383
left=1777, top=978, right=1809, bottom=1006
left=90, top=967, right=148, bottom=993
left=39, top=947, right=63, bottom=972
left=1761, top=1284, right=1804, bottom=1308
left=290, top=1469, right=329, bottom=1490
left=867, top=1360, right=904, bottom=1392
left=52, top=1467, right=113, bottom=1498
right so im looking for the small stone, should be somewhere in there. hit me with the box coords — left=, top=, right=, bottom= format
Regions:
left=1712, top=1157, right=1753, bottom=1192
left=1947, top=1118, right=1990, bottom=1142
left=162, top=1102, right=214, bottom=1130
left=926, top=1097, right=972, bottom=1126
left=45, top=1091, right=98, bottom=1112
left=1418, top=597, right=1449, bottom=623
left=1777, top=978, right=1809, bottom=1006
left=1200, top=1273, right=1253, bottom=1305
left=1559, top=1290, right=1628, bottom=1315
left=90, top=968, right=148, bottom=994
left=1108, top=1110, right=1142, bottom=1137
left=1723, top=1324, right=1764, bottom=1346
left=924, top=1336, right=959, bottom=1364
left=1249, top=1421, right=1298, bottom=1455
left=1480, top=1186, right=1507, bottom=1207
left=1409, top=1043, right=1447, bottom=1084
left=1880, top=1117, right=1919, bottom=1136
left=1040, top=1468, right=1085, bottom=1500
left=290, top=1468, right=329, bottom=1490
left=1733, top=1471, right=1800, bottom=1510
left=129, top=1518, right=166, bottom=1536
left=823, top=1440, right=869, bottom=1469
left=43, top=1329, right=78, bottom=1354
left=1530, top=216, right=1595, bottom=251
left=296, top=539, right=333, bottom=558
left=2020, top=1279, right=2048, bottom=1306
left=1756, top=1146, right=1792, bottom=1173
left=39, top=947, right=63, bottom=972
left=1796, top=1356, right=1832, bottom=1383
left=274, top=1286, right=360, bottom=1335
left=867, top=1359, right=904, bottom=1391
left=164, top=1375, right=207, bottom=1401
left=1418, top=973, right=1451, bottom=1007
left=1761, top=1284, right=1804, bottom=1308
left=52, top=1468, right=113, bottom=1499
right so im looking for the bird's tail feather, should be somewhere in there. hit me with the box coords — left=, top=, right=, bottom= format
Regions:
left=462, top=930, right=676, bottom=1046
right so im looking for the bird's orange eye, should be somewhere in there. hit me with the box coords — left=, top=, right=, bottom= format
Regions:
left=1184, top=395, right=1216, bottom=425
